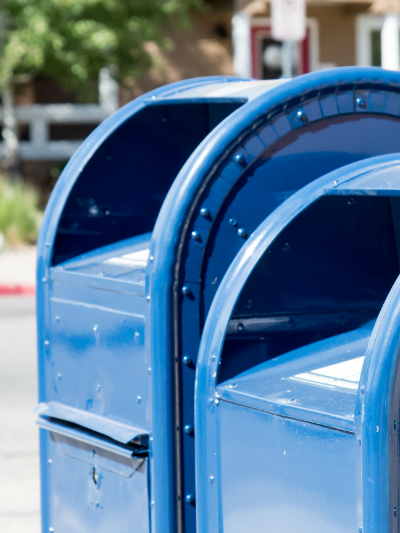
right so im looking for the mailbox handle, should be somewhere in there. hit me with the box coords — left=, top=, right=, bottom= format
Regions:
left=37, top=416, right=148, bottom=459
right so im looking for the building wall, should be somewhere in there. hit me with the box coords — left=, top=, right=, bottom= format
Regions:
left=235, top=0, right=373, bottom=69
left=308, top=4, right=369, bottom=67
left=121, top=8, right=235, bottom=104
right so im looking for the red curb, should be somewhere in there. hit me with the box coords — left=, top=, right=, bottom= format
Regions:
left=0, top=284, right=35, bottom=295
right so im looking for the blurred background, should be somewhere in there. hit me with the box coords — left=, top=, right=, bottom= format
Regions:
left=0, top=0, right=399, bottom=531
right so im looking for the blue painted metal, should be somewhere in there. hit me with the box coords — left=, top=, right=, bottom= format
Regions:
left=218, top=320, right=375, bottom=432
left=36, top=67, right=400, bottom=533
left=43, top=428, right=149, bottom=533
left=36, top=74, right=251, bottom=533
left=195, top=153, right=400, bottom=533
left=34, top=402, right=147, bottom=443
left=36, top=417, right=145, bottom=458
left=218, top=401, right=357, bottom=533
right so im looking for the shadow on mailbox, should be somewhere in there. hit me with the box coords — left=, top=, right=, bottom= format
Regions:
left=196, top=155, right=400, bottom=533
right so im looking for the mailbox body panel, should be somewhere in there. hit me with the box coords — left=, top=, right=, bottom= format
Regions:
left=40, top=428, right=149, bottom=533
left=46, top=294, right=148, bottom=428
left=219, top=401, right=357, bottom=533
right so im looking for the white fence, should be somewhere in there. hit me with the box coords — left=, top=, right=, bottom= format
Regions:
left=0, top=69, right=119, bottom=161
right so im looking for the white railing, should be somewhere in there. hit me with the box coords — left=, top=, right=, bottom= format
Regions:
left=0, top=68, right=119, bottom=161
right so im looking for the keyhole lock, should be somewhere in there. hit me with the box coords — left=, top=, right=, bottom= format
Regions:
left=91, top=466, right=102, bottom=488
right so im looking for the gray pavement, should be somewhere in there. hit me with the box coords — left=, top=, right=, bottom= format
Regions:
left=0, top=247, right=36, bottom=287
left=0, top=296, right=40, bottom=533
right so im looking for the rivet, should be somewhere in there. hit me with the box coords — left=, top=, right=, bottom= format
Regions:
left=358, top=526, right=363, bottom=533
left=191, top=231, right=201, bottom=242
left=56, top=373, right=62, bottom=381
left=237, top=323, right=244, bottom=331
left=348, top=197, right=355, bottom=205
left=283, top=242, right=290, bottom=251
left=182, top=286, right=191, bottom=296
left=42, top=278, right=47, bottom=284
left=184, top=425, right=194, bottom=435
left=229, top=218, right=237, bottom=227
left=150, top=501, right=155, bottom=508
left=356, top=97, right=366, bottom=109
left=296, top=109, right=308, bottom=123
left=105, top=210, right=111, bottom=216
left=149, top=255, right=154, bottom=262
left=238, top=228, right=247, bottom=239
left=134, top=331, right=140, bottom=342
left=148, top=367, right=151, bottom=374
left=183, top=355, right=193, bottom=366
left=200, top=208, right=210, bottom=218
left=46, top=242, right=51, bottom=247
left=55, top=316, right=60, bottom=322
left=48, top=458, right=52, bottom=465
left=185, top=494, right=195, bottom=505
left=49, top=528, right=54, bottom=532
left=95, top=502, right=100, bottom=508
left=234, top=154, right=246, bottom=167
left=215, top=398, right=220, bottom=405
left=146, top=295, right=151, bottom=302
left=44, top=340, right=50, bottom=346
left=211, top=354, right=216, bottom=361
left=245, top=299, right=252, bottom=308
left=360, top=385, right=365, bottom=395
left=96, top=384, right=101, bottom=391
left=208, top=398, right=214, bottom=406
left=93, top=325, right=98, bottom=332
left=333, top=180, right=339, bottom=186
left=357, top=436, right=362, bottom=446
left=136, top=395, right=142, bottom=404
left=209, top=475, right=215, bottom=484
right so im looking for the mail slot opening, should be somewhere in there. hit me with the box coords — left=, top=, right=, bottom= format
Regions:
left=52, top=101, right=243, bottom=265
left=218, top=194, right=400, bottom=382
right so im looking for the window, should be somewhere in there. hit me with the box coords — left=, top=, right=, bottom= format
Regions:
left=251, top=18, right=319, bottom=79
left=356, top=14, right=400, bottom=66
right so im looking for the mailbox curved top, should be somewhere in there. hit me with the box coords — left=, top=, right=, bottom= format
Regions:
left=38, top=66, right=400, bottom=271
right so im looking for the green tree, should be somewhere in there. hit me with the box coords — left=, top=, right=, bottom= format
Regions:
left=0, top=0, right=203, bottom=174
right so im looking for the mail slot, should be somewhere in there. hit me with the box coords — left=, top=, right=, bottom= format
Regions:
left=36, top=67, right=400, bottom=533
left=196, top=154, right=400, bottom=533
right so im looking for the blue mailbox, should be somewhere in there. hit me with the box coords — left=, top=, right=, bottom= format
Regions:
left=196, top=153, right=400, bottom=533
left=35, top=67, right=400, bottom=533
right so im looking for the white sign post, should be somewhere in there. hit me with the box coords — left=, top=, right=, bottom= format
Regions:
left=271, top=0, right=306, bottom=78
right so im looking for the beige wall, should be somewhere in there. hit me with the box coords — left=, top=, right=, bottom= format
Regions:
left=121, top=9, right=235, bottom=105
left=308, top=4, right=370, bottom=66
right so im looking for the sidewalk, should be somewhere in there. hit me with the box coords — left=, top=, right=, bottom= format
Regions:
left=0, top=246, right=36, bottom=293
left=0, top=246, right=40, bottom=533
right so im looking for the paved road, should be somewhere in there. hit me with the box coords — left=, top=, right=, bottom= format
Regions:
left=0, top=296, right=40, bottom=533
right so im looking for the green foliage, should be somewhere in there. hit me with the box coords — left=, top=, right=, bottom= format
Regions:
left=0, top=173, right=42, bottom=244
left=0, top=0, right=203, bottom=97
